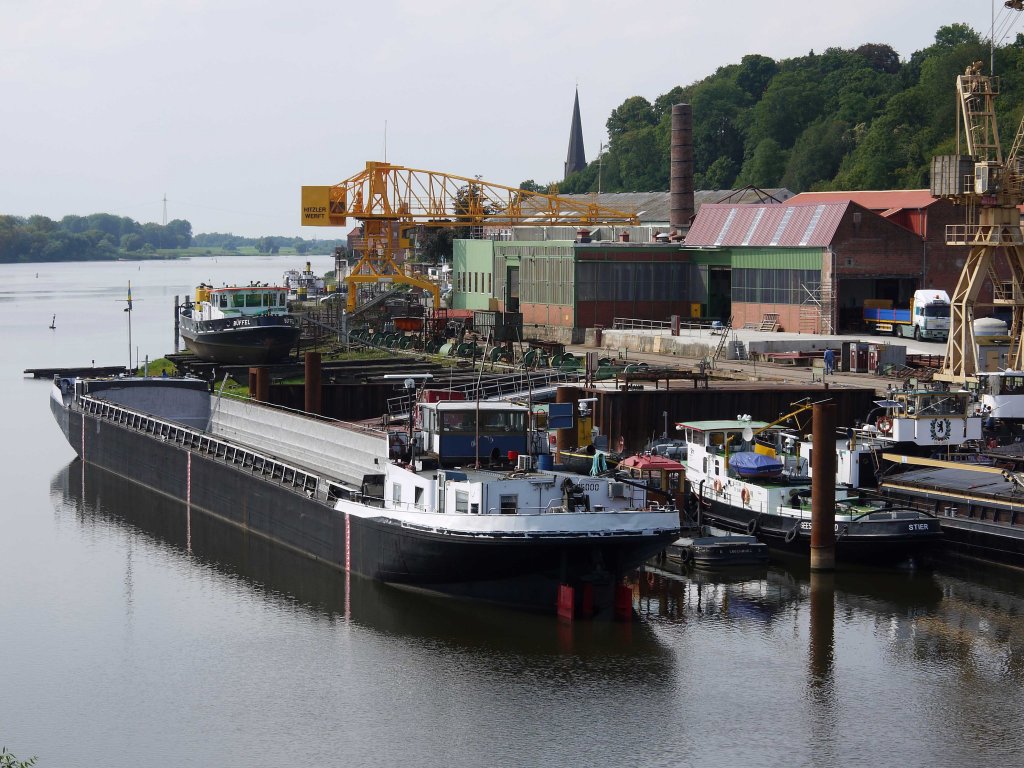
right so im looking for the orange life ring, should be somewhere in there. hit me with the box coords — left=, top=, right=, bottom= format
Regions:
left=713, top=478, right=723, bottom=493
left=877, top=415, right=893, bottom=433
left=741, top=487, right=751, bottom=505
left=616, top=435, right=625, bottom=453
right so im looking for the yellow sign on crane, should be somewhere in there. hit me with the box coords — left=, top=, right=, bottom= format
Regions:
left=302, top=161, right=639, bottom=312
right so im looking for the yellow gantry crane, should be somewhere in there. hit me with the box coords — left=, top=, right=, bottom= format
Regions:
left=933, top=59, right=1024, bottom=381
left=301, top=161, right=639, bottom=312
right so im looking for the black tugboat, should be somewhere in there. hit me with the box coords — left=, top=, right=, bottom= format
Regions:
left=178, top=284, right=300, bottom=364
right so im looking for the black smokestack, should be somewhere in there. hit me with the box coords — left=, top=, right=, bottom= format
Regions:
left=670, top=103, right=694, bottom=233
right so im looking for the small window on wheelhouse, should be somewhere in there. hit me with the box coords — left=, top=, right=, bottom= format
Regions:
left=414, top=487, right=424, bottom=509
left=500, top=495, right=517, bottom=514
left=455, top=490, right=469, bottom=513
left=392, top=483, right=401, bottom=505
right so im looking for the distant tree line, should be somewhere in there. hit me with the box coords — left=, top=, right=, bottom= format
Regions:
left=552, top=23, right=1024, bottom=195
left=0, top=213, right=192, bottom=262
left=0, top=213, right=346, bottom=263
left=192, top=232, right=344, bottom=255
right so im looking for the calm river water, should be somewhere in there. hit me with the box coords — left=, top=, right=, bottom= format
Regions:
left=3, top=256, right=1024, bottom=767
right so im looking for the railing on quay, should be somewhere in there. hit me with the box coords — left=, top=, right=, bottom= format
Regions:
left=612, top=317, right=718, bottom=333
left=385, top=368, right=581, bottom=418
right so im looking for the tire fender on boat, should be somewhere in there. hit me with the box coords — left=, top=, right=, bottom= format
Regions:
left=785, top=525, right=798, bottom=544
left=746, top=517, right=758, bottom=535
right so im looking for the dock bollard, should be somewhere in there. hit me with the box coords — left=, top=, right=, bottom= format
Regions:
left=810, top=403, right=837, bottom=570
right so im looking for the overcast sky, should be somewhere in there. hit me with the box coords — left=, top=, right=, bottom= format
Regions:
left=0, top=1, right=1012, bottom=238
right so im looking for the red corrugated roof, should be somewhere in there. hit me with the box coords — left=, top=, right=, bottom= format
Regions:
left=685, top=202, right=848, bottom=247
left=789, top=189, right=938, bottom=210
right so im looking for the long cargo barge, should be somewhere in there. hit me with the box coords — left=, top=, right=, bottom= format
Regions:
left=48, top=376, right=679, bottom=615
left=880, top=461, right=1024, bottom=566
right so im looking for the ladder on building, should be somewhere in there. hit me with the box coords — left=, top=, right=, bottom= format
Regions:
left=799, top=282, right=834, bottom=335
left=758, top=313, right=780, bottom=332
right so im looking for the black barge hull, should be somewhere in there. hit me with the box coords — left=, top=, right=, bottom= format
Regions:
left=179, top=315, right=299, bottom=364
left=50, top=393, right=668, bottom=613
left=695, top=497, right=942, bottom=563
left=882, top=466, right=1024, bottom=567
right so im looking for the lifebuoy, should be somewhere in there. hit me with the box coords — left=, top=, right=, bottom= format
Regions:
left=785, top=525, right=798, bottom=544
left=713, top=478, right=723, bottom=493
left=616, top=435, right=625, bottom=453
left=741, top=487, right=751, bottom=505
left=877, top=415, right=893, bottom=433
left=746, top=517, right=758, bottom=535
left=646, top=571, right=655, bottom=587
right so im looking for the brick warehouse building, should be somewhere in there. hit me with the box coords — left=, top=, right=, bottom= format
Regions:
left=447, top=190, right=985, bottom=340
left=788, top=190, right=977, bottom=312
left=684, top=191, right=975, bottom=333
left=451, top=239, right=701, bottom=337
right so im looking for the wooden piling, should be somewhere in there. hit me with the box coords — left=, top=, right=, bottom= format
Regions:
left=304, top=351, right=322, bottom=415
left=810, top=402, right=836, bottom=571
left=249, top=367, right=270, bottom=403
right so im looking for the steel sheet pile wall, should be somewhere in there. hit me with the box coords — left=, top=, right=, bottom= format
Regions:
left=210, top=398, right=387, bottom=485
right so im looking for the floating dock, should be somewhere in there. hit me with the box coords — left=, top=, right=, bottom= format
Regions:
left=24, top=365, right=129, bottom=379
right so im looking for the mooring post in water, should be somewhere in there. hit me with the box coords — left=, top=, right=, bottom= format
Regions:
left=808, top=569, right=836, bottom=688
left=811, top=402, right=837, bottom=570
left=173, top=294, right=179, bottom=352
left=304, top=351, right=322, bottom=415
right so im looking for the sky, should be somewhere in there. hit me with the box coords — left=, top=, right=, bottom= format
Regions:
left=0, top=1, right=1014, bottom=238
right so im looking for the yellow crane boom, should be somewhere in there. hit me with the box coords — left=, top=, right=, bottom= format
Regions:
left=302, top=161, right=639, bottom=312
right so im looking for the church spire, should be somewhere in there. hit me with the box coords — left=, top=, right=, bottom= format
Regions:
left=564, top=88, right=586, bottom=178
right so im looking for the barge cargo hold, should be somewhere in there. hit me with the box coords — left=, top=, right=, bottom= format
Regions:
left=48, top=377, right=679, bottom=615
left=881, top=463, right=1024, bottom=566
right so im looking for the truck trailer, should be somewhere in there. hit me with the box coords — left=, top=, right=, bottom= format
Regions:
left=863, top=290, right=950, bottom=341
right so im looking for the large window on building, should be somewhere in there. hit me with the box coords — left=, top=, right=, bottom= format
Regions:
left=575, top=261, right=690, bottom=302
left=732, top=269, right=821, bottom=304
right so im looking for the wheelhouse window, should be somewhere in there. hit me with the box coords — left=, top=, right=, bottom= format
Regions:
left=499, top=495, right=517, bottom=514
left=392, top=483, right=401, bottom=505
left=455, top=490, right=469, bottom=513
left=442, top=411, right=471, bottom=433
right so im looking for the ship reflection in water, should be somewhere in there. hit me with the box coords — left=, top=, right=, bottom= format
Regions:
left=50, top=459, right=1024, bottom=766
left=51, top=459, right=674, bottom=663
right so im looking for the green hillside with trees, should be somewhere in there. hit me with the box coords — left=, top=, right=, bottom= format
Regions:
left=553, top=23, right=1024, bottom=195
